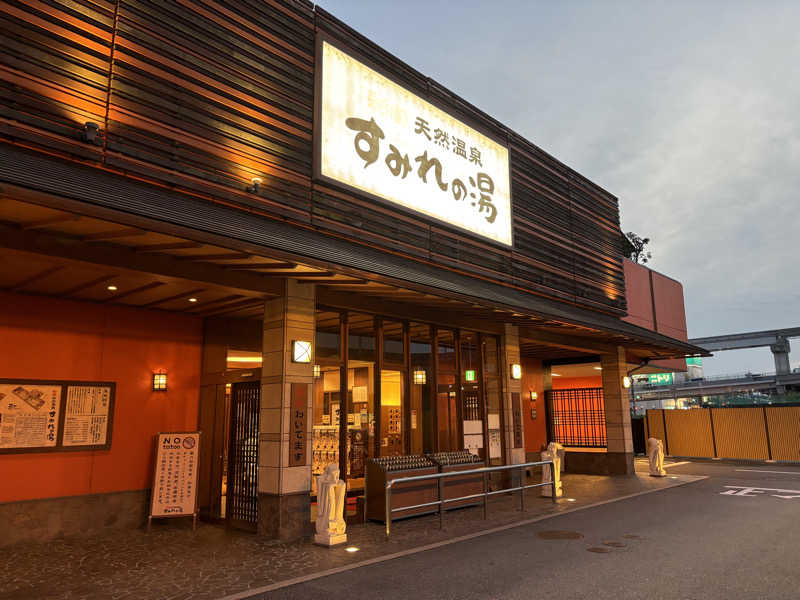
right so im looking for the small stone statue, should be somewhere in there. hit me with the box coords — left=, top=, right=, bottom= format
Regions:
left=547, top=442, right=565, bottom=474
left=647, top=437, right=667, bottom=477
left=541, top=443, right=563, bottom=498
left=314, top=463, right=347, bottom=546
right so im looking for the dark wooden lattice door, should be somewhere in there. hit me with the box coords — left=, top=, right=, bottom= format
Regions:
left=227, top=381, right=260, bottom=531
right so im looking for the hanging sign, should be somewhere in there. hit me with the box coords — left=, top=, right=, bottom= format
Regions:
left=148, top=432, right=200, bottom=529
left=317, top=40, right=512, bottom=246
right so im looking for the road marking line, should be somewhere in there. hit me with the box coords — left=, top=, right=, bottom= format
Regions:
left=736, top=469, right=800, bottom=475
left=664, top=461, right=690, bottom=468
left=214, top=476, right=707, bottom=600
left=721, top=485, right=800, bottom=499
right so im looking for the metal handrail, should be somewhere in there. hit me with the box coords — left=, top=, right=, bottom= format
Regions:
left=383, top=460, right=559, bottom=539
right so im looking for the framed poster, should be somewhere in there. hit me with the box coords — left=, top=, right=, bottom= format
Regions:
left=0, top=382, right=61, bottom=451
left=148, top=431, right=200, bottom=529
left=0, top=379, right=115, bottom=454
left=62, top=384, right=113, bottom=448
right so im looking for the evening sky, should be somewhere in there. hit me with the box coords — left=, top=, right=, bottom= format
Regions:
left=318, top=0, right=800, bottom=375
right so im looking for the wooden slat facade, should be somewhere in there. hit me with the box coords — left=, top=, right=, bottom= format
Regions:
left=0, top=0, right=628, bottom=317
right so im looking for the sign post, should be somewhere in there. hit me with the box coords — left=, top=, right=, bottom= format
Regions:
left=148, top=431, right=200, bottom=531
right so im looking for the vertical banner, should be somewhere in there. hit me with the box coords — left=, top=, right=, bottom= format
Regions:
left=289, top=383, right=308, bottom=467
left=512, top=392, right=523, bottom=448
left=149, top=432, right=200, bottom=528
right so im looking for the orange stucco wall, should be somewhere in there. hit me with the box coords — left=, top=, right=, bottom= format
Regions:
left=0, top=292, right=202, bottom=503
left=521, top=357, right=547, bottom=453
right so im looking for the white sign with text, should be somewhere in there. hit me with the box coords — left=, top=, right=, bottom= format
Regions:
left=319, top=41, right=512, bottom=246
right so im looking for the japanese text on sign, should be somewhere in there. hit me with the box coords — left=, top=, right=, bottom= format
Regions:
left=150, top=432, right=199, bottom=518
left=319, top=41, right=512, bottom=246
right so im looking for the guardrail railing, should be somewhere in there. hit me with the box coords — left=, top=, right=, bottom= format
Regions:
left=383, top=460, right=559, bottom=539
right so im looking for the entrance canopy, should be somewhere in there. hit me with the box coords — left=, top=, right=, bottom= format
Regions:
left=0, top=161, right=706, bottom=363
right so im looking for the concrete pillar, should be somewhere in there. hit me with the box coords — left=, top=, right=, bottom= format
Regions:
left=258, top=279, right=315, bottom=540
left=600, top=346, right=634, bottom=475
left=771, top=337, right=791, bottom=376
left=501, top=324, right=525, bottom=465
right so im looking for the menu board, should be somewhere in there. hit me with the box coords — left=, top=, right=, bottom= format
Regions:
left=0, top=379, right=115, bottom=454
left=0, top=383, right=61, bottom=450
left=62, top=385, right=112, bottom=447
left=149, top=432, right=200, bottom=520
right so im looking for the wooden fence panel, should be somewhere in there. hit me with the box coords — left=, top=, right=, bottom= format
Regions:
left=764, top=406, right=800, bottom=461
left=711, top=407, right=770, bottom=460
left=664, top=409, right=715, bottom=458
left=646, top=409, right=665, bottom=448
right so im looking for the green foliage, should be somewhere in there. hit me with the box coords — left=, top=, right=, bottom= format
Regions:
left=625, top=231, right=652, bottom=264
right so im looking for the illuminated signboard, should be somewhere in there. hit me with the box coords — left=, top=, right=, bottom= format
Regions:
left=318, top=41, right=513, bottom=246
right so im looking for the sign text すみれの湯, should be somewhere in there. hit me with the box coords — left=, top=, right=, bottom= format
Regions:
left=319, top=41, right=512, bottom=246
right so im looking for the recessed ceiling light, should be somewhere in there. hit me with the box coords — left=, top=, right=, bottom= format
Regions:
left=107, top=285, right=118, bottom=291
left=188, top=297, right=198, bottom=303
left=566, top=498, right=576, bottom=502
left=552, top=373, right=561, bottom=377
left=345, top=546, right=359, bottom=553
left=594, top=366, right=602, bottom=370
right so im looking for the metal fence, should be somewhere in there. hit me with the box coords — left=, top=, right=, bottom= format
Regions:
left=383, top=460, right=559, bottom=539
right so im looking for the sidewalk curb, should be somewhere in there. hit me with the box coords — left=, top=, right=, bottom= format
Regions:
left=215, top=475, right=708, bottom=600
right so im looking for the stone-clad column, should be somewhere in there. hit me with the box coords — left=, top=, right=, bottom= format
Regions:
left=600, top=346, right=634, bottom=475
left=502, top=324, right=525, bottom=465
left=258, top=279, right=315, bottom=540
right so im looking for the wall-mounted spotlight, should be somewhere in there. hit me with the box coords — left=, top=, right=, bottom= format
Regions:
left=80, top=122, right=101, bottom=144
left=412, top=367, right=427, bottom=385
left=510, top=363, right=522, bottom=380
left=291, top=340, right=312, bottom=364
left=152, top=370, right=167, bottom=392
left=246, top=176, right=263, bottom=193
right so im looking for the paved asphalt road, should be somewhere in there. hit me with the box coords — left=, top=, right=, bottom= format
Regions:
left=267, top=461, right=800, bottom=600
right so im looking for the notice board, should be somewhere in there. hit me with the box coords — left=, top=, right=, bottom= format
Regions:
left=148, top=431, right=200, bottom=529
left=0, top=379, right=115, bottom=454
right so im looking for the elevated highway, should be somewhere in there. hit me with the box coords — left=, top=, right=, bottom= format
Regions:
left=690, top=328, right=799, bottom=390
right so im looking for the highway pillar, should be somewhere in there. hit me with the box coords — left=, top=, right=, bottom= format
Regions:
left=771, top=336, right=791, bottom=394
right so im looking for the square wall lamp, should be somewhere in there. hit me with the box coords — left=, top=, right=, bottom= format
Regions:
left=152, top=370, right=167, bottom=392
left=292, top=340, right=312, bottom=364
left=529, top=390, right=538, bottom=401
left=412, top=367, right=427, bottom=385
left=464, top=369, right=476, bottom=382
left=511, top=363, right=522, bottom=380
